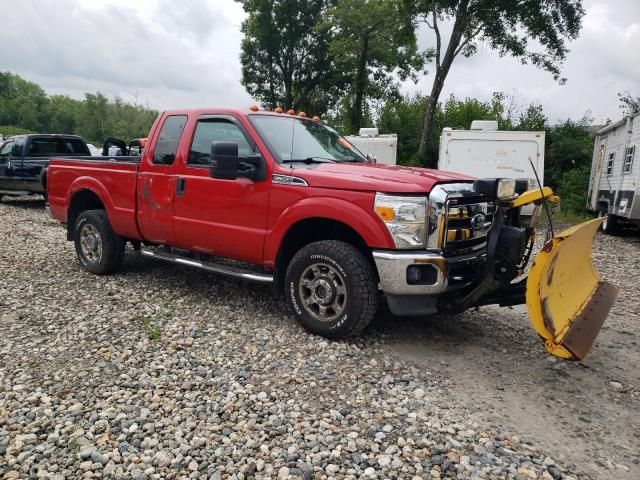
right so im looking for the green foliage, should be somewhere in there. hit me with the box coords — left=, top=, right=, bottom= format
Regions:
left=0, top=125, right=34, bottom=136
left=556, top=164, right=591, bottom=216
left=545, top=116, right=594, bottom=191
left=236, top=0, right=425, bottom=132
left=617, top=91, right=640, bottom=116
left=0, top=71, right=157, bottom=145
left=378, top=94, right=428, bottom=164
left=322, top=0, right=426, bottom=133
left=141, top=315, right=162, bottom=342
left=236, top=0, right=343, bottom=115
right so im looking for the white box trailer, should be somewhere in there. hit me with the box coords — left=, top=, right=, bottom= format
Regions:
left=438, top=121, right=545, bottom=188
left=346, top=128, right=397, bottom=165
left=587, top=113, right=640, bottom=233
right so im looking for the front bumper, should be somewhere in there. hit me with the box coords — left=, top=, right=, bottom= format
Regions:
left=372, top=250, right=448, bottom=295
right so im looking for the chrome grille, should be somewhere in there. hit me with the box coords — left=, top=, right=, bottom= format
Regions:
left=427, top=183, right=493, bottom=255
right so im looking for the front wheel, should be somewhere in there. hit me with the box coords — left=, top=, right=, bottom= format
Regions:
left=73, top=209, right=125, bottom=274
left=285, top=240, right=379, bottom=339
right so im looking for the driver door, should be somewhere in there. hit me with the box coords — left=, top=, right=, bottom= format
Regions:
left=172, top=116, right=270, bottom=264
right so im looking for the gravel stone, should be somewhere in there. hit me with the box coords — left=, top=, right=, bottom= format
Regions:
left=0, top=198, right=637, bottom=480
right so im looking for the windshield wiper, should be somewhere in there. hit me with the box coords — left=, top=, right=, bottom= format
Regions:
left=282, top=157, right=337, bottom=164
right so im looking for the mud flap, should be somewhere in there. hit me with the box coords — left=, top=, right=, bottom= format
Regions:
left=526, top=218, right=618, bottom=360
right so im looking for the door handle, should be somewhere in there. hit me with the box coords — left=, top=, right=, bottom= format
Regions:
left=176, top=178, right=186, bottom=196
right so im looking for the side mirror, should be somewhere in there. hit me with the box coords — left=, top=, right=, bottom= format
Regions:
left=210, top=141, right=239, bottom=180
left=366, top=153, right=377, bottom=164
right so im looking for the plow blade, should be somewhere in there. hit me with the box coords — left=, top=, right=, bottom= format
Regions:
left=526, top=218, right=618, bottom=360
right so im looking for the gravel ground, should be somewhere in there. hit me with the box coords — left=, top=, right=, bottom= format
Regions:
left=0, top=196, right=638, bottom=480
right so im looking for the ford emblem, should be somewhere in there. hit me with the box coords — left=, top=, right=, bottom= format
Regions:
left=470, top=213, right=487, bottom=231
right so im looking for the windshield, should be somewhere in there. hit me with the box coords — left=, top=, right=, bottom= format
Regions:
left=250, top=115, right=367, bottom=163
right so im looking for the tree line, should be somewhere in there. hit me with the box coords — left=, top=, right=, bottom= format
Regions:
left=0, top=68, right=635, bottom=214
left=0, top=71, right=157, bottom=146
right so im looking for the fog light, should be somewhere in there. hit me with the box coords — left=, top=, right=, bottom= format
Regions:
left=407, top=264, right=438, bottom=285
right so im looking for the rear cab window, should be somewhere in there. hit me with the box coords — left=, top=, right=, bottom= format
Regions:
left=153, top=115, right=187, bottom=165
left=28, top=138, right=89, bottom=156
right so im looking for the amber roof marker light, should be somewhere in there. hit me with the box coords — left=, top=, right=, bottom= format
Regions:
left=249, top=104, right=259, bottom=112
left=274, top=107, right=283, bottom=113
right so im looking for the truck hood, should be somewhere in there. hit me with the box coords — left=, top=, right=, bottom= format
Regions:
left=290, top=162, right=474, bottom=193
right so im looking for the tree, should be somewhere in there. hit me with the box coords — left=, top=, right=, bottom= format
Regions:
left=544, top=115, right=593, bottom=190
left=323, top=0, right=426, bottom=133
left=617, top=91, right=640, bottom=116
left=516, top=102, right=547, bottom=131
left=411, top=0, right=585, bottom=162
left=236, top=0, right=344, bottom=115
left=378, top=94, right=429, bottom=164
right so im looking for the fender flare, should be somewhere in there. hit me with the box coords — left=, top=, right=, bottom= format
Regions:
left=66, top=176, right=115, bottom=216
left=263, top=196, right=395, bottom=267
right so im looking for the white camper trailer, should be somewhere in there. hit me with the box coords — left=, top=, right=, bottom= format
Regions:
left=345, top=128, right=397, bottom=165
left=587, top=113, right=640, bottom=233
left=438, top=120, right=545, bottom=188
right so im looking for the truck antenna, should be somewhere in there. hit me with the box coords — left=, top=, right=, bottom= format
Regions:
left=529, top=156, right=554, bottom=239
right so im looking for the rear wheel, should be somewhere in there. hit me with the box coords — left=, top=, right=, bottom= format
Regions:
left=598, top=208, right=618, bottom=235
left=285, top=240, right=379, bottom=339
left=73, top=209, right=125, bottom=274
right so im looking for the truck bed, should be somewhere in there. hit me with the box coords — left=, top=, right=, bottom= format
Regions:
left=47, top=156, right=142, bottom=239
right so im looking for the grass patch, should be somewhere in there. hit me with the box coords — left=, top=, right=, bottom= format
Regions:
left=140, top=315, right=162, bottom=342
left=553, top=208, right=592, bottom=225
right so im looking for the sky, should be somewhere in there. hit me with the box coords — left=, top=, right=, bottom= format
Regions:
left=1, top=0, right=638, bottom=125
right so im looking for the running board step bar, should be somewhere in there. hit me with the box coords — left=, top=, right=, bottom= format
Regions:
left=0, top=190, right=32, bottom=196
left=140, top=248, right=273, bottom=284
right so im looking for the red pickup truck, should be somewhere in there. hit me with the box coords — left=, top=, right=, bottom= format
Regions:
left=47, top=108, right=616, bottom=360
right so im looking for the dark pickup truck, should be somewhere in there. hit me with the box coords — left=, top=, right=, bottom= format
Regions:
left=0, top=134, right=91, bottom=200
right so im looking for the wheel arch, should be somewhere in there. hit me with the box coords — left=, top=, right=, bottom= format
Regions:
left=66, top=189, right=106, bottom=240
left=273, top=217, right=379, bottom=294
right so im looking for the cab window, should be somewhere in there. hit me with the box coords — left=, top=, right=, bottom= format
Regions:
left=188, top=119, right=254, bottom=166
left=153, top=115, right=187, bottom=165
left=0, top=141, right=13, bottom=157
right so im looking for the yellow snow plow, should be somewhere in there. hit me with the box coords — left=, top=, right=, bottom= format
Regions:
left=525, top=217, right=618, bottom=360
left=445, top=181, right=617, bottom=361
left=509, top=187, right=618, bottom=360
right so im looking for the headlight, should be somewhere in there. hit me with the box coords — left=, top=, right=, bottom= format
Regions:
left=473, top=178, right=517, bottom=200
left=374, top=193, right=426, bottom=249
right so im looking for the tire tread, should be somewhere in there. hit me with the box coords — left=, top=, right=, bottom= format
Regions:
left=286, top=240, right=378, bottom=339
left=73, top=209, right=125, bottom=274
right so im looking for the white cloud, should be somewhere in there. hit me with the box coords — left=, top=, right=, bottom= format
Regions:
left=0, top=0, right=252, bottom=109
left=1, top=0, right=638, bottom=125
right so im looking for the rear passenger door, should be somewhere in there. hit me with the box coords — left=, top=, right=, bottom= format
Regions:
left=136, top=114, right=188, bottom=245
